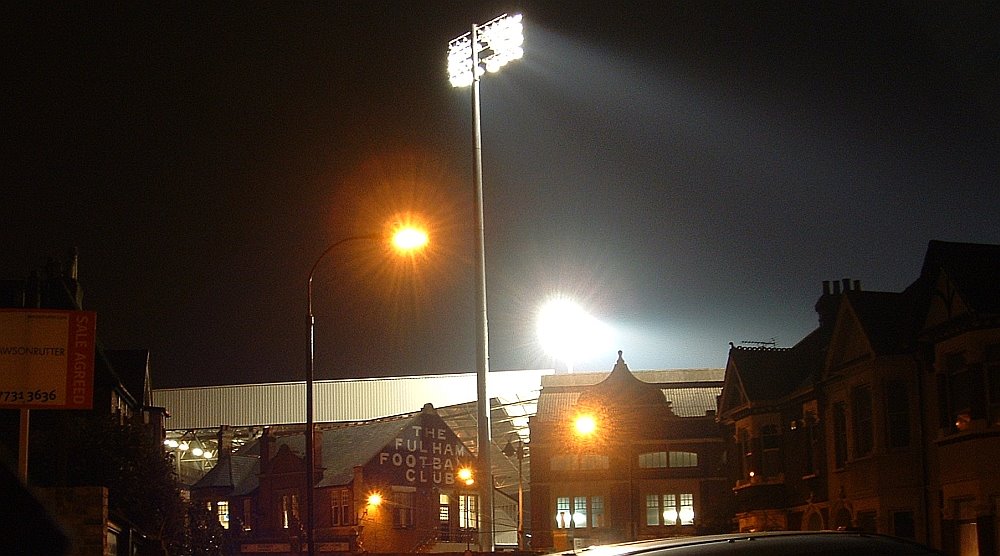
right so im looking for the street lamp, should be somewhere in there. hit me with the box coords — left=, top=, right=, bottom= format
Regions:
left=447, top=13, right=524, bottom=550
left=305, top=224, right=428, bottom=556
left=572, top=410, right=635, bottom=541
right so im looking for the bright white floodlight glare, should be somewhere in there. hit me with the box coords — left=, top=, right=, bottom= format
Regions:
left=536, top=295, right=613, bottom=372
left=448, top=13, right=524, bottom=88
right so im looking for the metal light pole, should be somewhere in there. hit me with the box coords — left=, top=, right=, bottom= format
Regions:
left=447, top=14, right=524, bottom=551
left=306, top=227, right=428, bottom=556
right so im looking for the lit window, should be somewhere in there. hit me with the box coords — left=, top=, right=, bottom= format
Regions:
left=556, top=497, right=571, bottom=529
left=281, top=493, right=299, bottom=529
left=216, top=501, right=230, bottom=529
left=439, top=495, right=451, bottom=540
left=557, top=495, right=604, bottom=529
left=647, top=493, right=695, bottom=526
left=459, top=494, right=478, bottom=530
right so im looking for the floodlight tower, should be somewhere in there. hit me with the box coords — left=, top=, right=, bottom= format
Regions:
left=447, top=14, right=523, bottom=551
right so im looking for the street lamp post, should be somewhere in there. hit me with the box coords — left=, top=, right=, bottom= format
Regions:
left=447, top=14, right=524, bottom=550
left=305, top=227, right=428, bottom=556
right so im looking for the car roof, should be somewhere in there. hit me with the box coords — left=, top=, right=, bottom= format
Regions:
left=546, top=531, right=941, bottom=556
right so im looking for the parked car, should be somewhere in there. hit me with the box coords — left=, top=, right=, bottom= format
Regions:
left=544, top=531, right=942, bottom=556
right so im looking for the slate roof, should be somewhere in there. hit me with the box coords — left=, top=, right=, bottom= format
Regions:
left=190, top=406, right=459, bottom=494
left=727, top=329, right=824, bottom=403
left=535, top=353, right=724, bottom=420
left=843, top=290, right=923, bottom=355
left=920, top=240, right=1000, bottom=314
left=316, top=417, right=414, bottom=487
left=105, top=349, right=151, bottom=406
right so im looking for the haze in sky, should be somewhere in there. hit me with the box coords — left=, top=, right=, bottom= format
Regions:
left=5, top=2, right=999, bottom=387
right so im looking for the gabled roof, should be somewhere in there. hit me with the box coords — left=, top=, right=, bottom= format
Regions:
left=722, top=330, right=824, bottom=409
left=191, top=404, right=469, bottom=495
left=842, top=290, right=922, bottom=356
left=105, top=349, right=151, bottom=407
left=920, top=240, right=1000, bottom=315
left=316, top=416, right=415, bottom=487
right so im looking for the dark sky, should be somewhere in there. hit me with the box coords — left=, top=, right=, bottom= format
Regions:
left=5, top=2, right=999, bottom=388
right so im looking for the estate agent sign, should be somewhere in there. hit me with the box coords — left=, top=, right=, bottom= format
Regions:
left=0, top=308, right=96, bottom=409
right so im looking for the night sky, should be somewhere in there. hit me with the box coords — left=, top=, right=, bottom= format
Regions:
left=6, top=2, right=999, bottom=388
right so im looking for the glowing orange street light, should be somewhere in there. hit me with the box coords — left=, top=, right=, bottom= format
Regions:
left=458, top=467, right=475, bottom=486
left=305, top=223, right=428, bottom=556
left=367, top=492, right=383, bottom=507
left=391, top=225, right=429, bottom=252
left=574, top=414, right=597, bottom=437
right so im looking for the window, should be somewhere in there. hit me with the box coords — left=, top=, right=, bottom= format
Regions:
left=556, top=497, right=571, bottom=529
left=579, top=454, right=609, bottom=470
left=857, top=511, right=876, bottom=533
left=552, top=453, right=608, bottom=470
left=646, top=493, right=695, bottom=526
left=738, top=428, right=755, bottom=480
left=833, top=402, right=848, bottom=469
left=391, top=488, right=415, bottom=529
left=459, top=494, right=478, bottom=530
left=892, top=511, right=915, bottom=539
left=439, top=495, right=451, bottom=541
left=761, top=425, right=781, bottom=478
left=802, top=409, right=821, bottom=476
left=243, top=499, right=253, bottom=531
left=216, top=500, right=230, bottom=529
left=986, top=345, right=1000, bottom=427
left=331, top=489, right=351, bottom=526
left=281, top=492, right=300, bottom=529
left=852, top=386, right=874, bottom=457
left=886, top=380, right=911, bottom=448
left=668, top=451, right=698, bottom=468
left=946, top=353, right=972, bottom=431
left=551, top=454, right=577, bottom=470
left=555, top=495, right=604, bottom=529
left=591, top=496, right=605, bottom=528
left=639, top=451, right=668, bottom=468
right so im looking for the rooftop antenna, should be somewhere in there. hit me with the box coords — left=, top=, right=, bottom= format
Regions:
left=740, top=338, right=777, bottom=348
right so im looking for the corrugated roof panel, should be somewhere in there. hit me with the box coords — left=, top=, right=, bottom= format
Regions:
left=153, top=369, right=550, bottom=430
left=666, top=387, right=722, bottom=417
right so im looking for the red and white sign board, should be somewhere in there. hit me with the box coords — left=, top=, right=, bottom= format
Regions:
left=0, top=309, right=96, bottom=409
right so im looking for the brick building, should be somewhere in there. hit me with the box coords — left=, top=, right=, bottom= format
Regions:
left=717, top=240, right=1000, bottom=556
left=191, top=403, right=482, bottom=554
left=528, top=354, right=730, bottom=551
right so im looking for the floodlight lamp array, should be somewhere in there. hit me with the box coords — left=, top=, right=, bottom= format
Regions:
left=448, top=13, right=523, bottom=88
